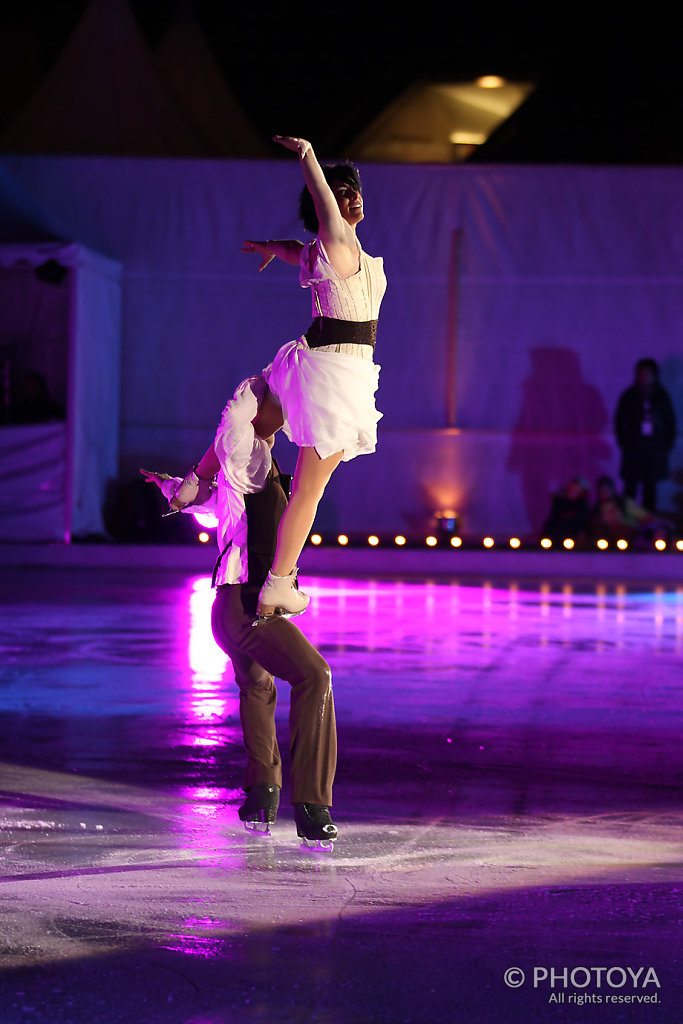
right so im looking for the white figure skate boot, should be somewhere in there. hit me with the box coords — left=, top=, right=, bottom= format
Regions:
left=256, top=569, right=309, bottom=620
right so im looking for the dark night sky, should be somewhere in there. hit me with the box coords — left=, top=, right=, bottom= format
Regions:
left=0, top=1, right=681, bottom=160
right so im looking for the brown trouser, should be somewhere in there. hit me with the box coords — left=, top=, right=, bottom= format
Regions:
left=211, top=584, right=337, bottom=806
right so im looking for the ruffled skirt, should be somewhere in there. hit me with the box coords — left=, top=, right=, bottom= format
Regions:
left=262, top=337, right=382, bottom=462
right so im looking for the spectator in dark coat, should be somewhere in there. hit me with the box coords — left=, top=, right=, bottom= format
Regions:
left=614, top=358, right=677, bottom=511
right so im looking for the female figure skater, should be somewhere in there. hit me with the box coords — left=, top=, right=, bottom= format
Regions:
left=171, top=135, right=386, bottom=619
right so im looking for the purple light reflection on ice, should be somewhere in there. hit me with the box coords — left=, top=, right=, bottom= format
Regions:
left=190, top=696, right=228, bottom=722
left=294, top=576, right=683, bottom=692
left=190, top=728, right=224, bottom=748
left=181, top=785, right=225, bottom=817
left=175, top=784, right=244, bottom=862
left=177, top=578, right=242, bottom=859
left=160, top=915, right=233, bottom=959
left=184, top=576, right=240, bottom=731
left=160, top=934, right=224, bottom=958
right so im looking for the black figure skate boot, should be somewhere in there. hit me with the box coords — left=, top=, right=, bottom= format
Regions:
left=294, top=803, right=338, bottom=851
left=238, top=783, right=280, bottom=835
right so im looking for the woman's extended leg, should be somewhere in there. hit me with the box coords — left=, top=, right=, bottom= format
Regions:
left=256, top=446, right=343, bottom=618
left=272, top=446, right=343, bottom=576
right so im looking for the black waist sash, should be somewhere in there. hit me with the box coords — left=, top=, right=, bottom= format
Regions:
left=305, top=316, right=377, bottom=350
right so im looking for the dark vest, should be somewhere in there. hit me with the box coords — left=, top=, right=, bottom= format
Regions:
left=213, top=458, right=290, bottom=612
left=245, top=459, right=290, bottom=586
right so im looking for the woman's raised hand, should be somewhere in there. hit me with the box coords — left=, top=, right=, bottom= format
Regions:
left=273, top=135, right=311, bottom=159
left=241, top=239, right=275, bottom=272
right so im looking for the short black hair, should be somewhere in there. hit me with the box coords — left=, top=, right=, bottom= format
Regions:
left=298, top=162, right=362, bottom=234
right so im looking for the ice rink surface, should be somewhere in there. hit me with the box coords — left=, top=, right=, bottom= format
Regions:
left=1, top=564, right=682, bottom=1023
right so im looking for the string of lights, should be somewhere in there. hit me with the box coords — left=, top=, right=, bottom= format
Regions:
left=305, top=533, right=683, bottom=553
left=191, top=510, right=681, bottom=553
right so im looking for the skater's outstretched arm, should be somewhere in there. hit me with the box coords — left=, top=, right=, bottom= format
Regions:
left=273, top=136, right=342, bottom=240
left=157, top=445, right=220, bottom=512
left=139, top=467, right=216, bottom=510
left=273, top=135, right=360, bottom=278
left=241, top=238, right=304, bottom=271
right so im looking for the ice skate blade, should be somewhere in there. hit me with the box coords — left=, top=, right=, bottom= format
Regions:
left=299, top=836, right=336, bottom=852
left=243, top=820, right=272, bottom=836
left=252, top=607, right=306, bottom=626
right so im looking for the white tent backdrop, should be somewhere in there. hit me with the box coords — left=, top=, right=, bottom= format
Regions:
left=153, top=8, right=268, bottom=158
left=0, top=156, right=681, bottom=536
left=0, top=0, right=212, bottom=156
left=0, top=242, right=121, bottom=541
left=0, top=0, right=265, bottom=160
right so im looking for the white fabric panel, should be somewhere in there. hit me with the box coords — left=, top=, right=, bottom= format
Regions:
left=1, top=157, right=680, bottom=535
left=0, top=424, right=66, bottom=541
left=458, top=169, right=683, bottom=432
left=68, top=246, right=121, bottom=536
left=0, top=241, right=121, bottom=540
left=461, top=167, right=683, bottom=277
left=453, top=169, right=683, bottom=528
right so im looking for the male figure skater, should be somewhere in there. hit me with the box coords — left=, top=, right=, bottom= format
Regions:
left=142, top=375, right=337, bottom=848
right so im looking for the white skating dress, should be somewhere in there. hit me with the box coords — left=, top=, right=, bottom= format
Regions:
left=262, top=239, right=387, bottom=461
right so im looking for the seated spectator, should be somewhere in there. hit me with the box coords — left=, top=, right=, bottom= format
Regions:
left=590, top=474, right=671, bottom=546
left=541, top=476, right=591, bottom=544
